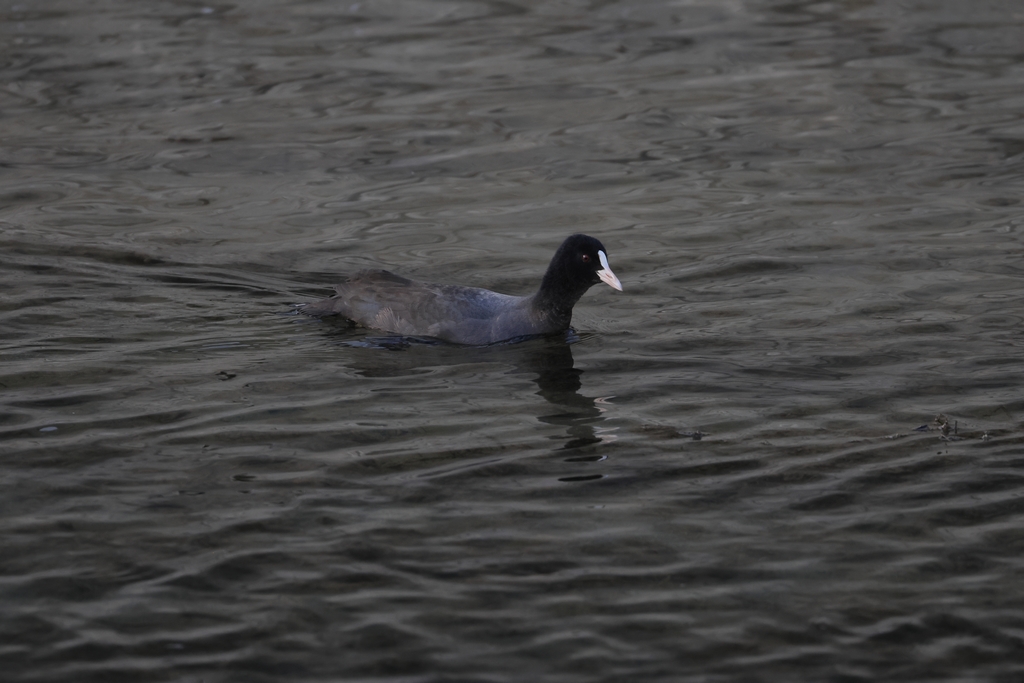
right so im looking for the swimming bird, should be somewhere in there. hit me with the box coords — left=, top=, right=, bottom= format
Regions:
left=303, top=233, right=622, bottom=345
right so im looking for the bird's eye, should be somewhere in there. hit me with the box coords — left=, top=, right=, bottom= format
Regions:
left=581, top=254, right=591, bottom=263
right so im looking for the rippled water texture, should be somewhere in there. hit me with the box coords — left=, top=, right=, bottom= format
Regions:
left=3, top=1, right=1024, bottom=681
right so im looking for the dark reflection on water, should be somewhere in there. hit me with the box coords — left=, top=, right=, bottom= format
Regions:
left=521, top=339, right=609, bottom=452
left=333, top=330, right=610, bottom=454
left=4, top=0, right=1024, bottom=681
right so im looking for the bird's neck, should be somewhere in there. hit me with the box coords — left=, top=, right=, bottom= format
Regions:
left=530, top=284, right=581, bottom=329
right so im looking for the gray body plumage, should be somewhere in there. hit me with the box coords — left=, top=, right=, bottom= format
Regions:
left=302, top=270, right=562, bottom=345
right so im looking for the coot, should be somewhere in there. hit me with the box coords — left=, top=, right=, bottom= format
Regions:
left=303, top=233, right=622, bottom=345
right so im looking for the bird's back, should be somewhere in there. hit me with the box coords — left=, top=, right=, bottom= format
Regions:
left=303, top=269, right=547, bottom=344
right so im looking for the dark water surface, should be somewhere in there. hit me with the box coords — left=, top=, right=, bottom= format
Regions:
left=3, top=1, right=1024, bottom=681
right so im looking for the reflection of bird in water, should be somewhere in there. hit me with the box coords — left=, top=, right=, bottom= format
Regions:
left=316, top=330, right=614, bottom=456
left=516, top=338, right=615, bottom=453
